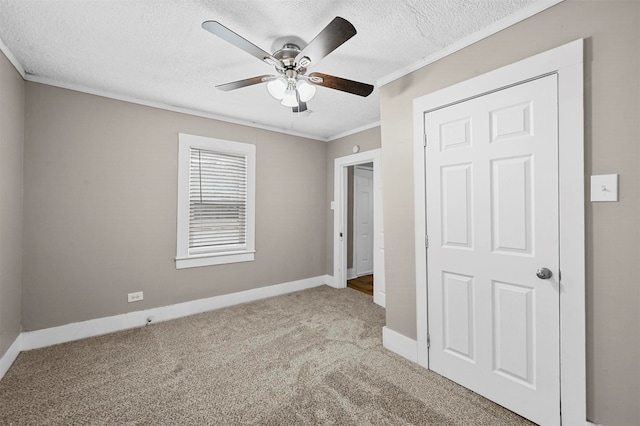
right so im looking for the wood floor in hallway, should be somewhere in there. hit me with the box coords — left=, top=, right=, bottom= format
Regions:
left=347, top=274, right=373, bottom=296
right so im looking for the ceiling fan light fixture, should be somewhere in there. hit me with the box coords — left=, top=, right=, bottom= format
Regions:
left=297, top=80, right=316, bottom=102
left=281, top=88, right=298, bottom=107
left=267, top=78, right=287, bottom=100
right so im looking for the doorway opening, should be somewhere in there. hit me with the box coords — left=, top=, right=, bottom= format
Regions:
left=333, top=149, right=384, bottom=306
left=347, top=163, right=374, bottom=296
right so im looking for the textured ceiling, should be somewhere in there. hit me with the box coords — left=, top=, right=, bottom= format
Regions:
left=0, top=0, right=548, bottom=140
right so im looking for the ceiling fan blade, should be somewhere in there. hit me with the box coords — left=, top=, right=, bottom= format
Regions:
left=295, top=17, right=356, bottom=67
left=202, top=21, right=279, bottom=65
left=293, top=102, right=308, bottom=113
left=215, top=75, right=276, bottom=91
left=308, top=72, right=374, bottom=97
left=293, top=91, right=307, bottom=113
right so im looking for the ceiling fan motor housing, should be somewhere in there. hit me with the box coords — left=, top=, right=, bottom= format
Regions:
left=273, top=43, right=308, bottom=75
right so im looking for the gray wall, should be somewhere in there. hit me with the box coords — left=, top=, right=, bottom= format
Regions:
left=22, top=82, right=327, bottom=330
left=0, top=51, right=24, bottom=356
left=325, top=126, right=381, bottom=276
left=379, top=0, right=639, bottom=424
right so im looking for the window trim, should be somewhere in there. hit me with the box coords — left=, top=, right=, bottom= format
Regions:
left=175, top=133, right=256, bottom=269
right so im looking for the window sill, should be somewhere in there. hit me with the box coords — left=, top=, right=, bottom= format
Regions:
left=175, top=251, right=255, bottom=269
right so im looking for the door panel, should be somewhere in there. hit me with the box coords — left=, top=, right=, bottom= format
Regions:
left=440, top=117, right=472, bottom=150
left=425, top=75, right=559, bottom=426
left=442, top=272, right=475, bottom=362
left=441, top=163, right=473, bottom=249
left=491, top=155, right=532, bottom=255
left=492, top=280, right=535, bottom=386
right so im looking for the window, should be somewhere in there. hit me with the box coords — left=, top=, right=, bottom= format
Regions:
left=176, top=133, right=255, bottom=269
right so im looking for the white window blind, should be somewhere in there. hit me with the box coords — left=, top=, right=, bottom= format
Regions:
left=189, top=148, right=247, bottom=253
left=176, top=133, right=255, bottom=269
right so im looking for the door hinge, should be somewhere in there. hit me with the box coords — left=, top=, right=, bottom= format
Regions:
left=425, top=235, right=429, bottom=248
left=427, top=334, right=431, bottom=349
left=423, top=133, right=427, bottom=147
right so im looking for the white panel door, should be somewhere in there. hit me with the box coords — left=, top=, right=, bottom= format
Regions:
left=355, top=167, right=374, bottom=276
left=425, top=75, right=560, bottom=425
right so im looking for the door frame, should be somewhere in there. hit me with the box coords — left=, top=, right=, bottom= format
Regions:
left=413, top=39, right=585, bottom=424
left=334, top=149, right=385, bottom=306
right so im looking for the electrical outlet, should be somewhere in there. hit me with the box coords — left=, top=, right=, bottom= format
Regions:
left=127, top=291, right=143, bottom=303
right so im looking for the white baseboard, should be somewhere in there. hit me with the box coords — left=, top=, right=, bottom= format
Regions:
left=19, top=275, right=329, bottom=352
left=324, top=274, right=339, bottom=288
left=382, top=326, right=418, bottom=363
left=0, top=335, right=22, bottom=380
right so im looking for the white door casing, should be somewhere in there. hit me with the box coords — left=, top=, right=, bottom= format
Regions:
left=354, top=166, right=374, bottom=276
left=373, top=159, right=385, bottom=306
left=425, top=75, right=559, bottom=425
left=413, top=39, right=585, bottom=424
left=333, top=149, right=386, bottom=307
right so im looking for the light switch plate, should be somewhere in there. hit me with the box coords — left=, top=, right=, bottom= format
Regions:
left=590, top=174, right=618, bottom=202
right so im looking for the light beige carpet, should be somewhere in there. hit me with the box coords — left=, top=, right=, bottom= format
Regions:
left=0, top=286, right=533, bottom=425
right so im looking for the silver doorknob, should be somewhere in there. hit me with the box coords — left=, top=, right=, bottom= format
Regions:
left=536, top=267, right=553, bottom=280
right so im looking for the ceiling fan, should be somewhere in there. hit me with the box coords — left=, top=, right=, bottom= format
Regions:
left=201, top=17, right=374, bottom=113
